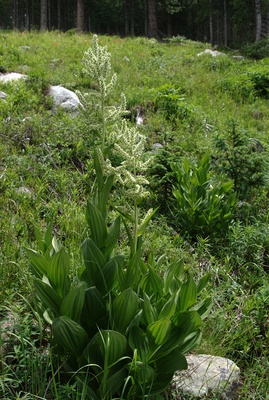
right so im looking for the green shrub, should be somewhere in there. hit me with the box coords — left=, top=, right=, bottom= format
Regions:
left=172, top=151, right=236, bottom=239
left=212, top=124, right=269, bottom=200
left=242, top=37, right=269, bottom=59
left=154, top=84, right=192, bottom=123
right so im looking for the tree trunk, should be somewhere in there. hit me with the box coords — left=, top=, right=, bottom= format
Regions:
left=147, top=0, right=158, bottom=38
left=57, top=0, right=61, bottom=30
left=130, top=0, right=135, bottom=36
left=77, top=0, right=84, bottom=32
left=124, top=0, right=129, bottom=36
left=223, top=0, right=228, bottom=47
left=255, top=0, right=262, bottom=42
left=167, top=13, right=172, bottom=37
left=13, top=0, right=19, bottom=29
left=209, top=14, right=213, bottom=46
left=40, top=0, right=48, bottom=31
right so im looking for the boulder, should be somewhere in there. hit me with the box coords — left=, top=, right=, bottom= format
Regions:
left=0, top=90, right=7, bottom=100
left=171, top=354, right=241, bottom=399
left=48, top=85, right=83, bottom=113
left=197, top=49, right=227, bottom=57
left=0, top=72, right=27, bottom=83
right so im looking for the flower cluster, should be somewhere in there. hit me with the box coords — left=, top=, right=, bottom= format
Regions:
left=107, top=120, right=151, bottom=202
left=82, top=34, right=117, bottom=99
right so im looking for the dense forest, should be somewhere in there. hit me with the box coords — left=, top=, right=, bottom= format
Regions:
left=0, top=0, right=269, bottom=47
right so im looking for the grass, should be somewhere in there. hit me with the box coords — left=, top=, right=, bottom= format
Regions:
left=1, top=30, right=269, bottom=398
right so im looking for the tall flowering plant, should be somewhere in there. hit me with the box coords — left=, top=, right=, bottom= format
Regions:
left=27, top=35, right=212, bottom=399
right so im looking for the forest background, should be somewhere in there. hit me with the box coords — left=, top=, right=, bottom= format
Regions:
left=0, top=0, right=268, bottom=47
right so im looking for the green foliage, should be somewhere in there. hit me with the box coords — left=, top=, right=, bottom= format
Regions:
left=172, top=152, right=236, bottom=238
left=148, top=147, right=178, bottom=211
left=242, top=37, right=269, bottom=59
left=155, top=84, right=192, bottom=123
left=212, top=124, right=269, bottom=200
left=27, top=184, right=211, bottom=399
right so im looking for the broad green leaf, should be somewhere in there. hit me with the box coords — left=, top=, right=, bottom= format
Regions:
left=147, top=318, right=171, bottom=348
left=155, top=350, right=187, bottom=375
left=176, top=330, right=202, bottom=354
left=163, top=259, right=184, bottom=295
left=197, top=273, right=210, bottom=293
left=33, top=277, right=62, bottom=317
left=81, top=286, right=107, bottom=332
left=52, top=316, right=88, bottom=356
left=103, top=367, right=127, bottom=397
left=26, top=249, right=49, bottom=278
left=95, top=257, right=118, bottom=294
left=191, top=297, right=212, bottom=320
left=60, top=282, right=87, bottom=322
left=172, top=310, right=202, bottom=334
left=158, top=292, right=178, bottom=319
left=86, top=202, right=107, bottom=248
left=47, top=248, right=70, bottom=298
left=128, top=360, right=156, bottom=385
left=81, top=238, right=106, bottom=285
left=136, top=207, right=158, bottom=237
left=124, top=250, right=142, bottom=289
left=128, top=325, right=149, bottom=363
left=93, top=149, right=104, bottom=193
left=104, top=216, right=120, bottom=257
left=84, top=330, right=127, bottom=368
left=100, top=174, right=114, bottom=216
left=113, top=288, right=139, bottom=333
left=178, top=274, right=197, bottom=311
left=142, top=292, right=158, bottom=325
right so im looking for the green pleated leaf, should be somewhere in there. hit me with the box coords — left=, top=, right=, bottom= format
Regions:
left=26, top=249, right=49, bottom=278
left=191, top=297, right=212, bottom=320
left=128, top=325, right=149, bottom=363
left=81, top=286, right=107, bottom=333
left=81, top=238, right=106, bottom=285
left=163, top=259, right=184, bottom=295
left=176, top=330, right=202, bottom=354
left=155, top=350, right=187, bottom=375
left=136, top=207, right=158, bottom=237
left=147, top=318, right=171, bottom=348
left=33, top=277, right=62, bottom=317
left=60, top=282, right=87, bottom=322
left=197, top=273, right=210, bottom=294
left=84, top=330, right=127, bottom=368
left=52, top=316, right=88, bottom=357
left=124, top=250, right=142, bottom=289
left=100, top=174, right=114, bottom=216
left=103, top=367, right=127, bottom=397
left=86, top=202, right=107, bottom=248
left=142, top=292, right=158, bottom=325
left=113, top=288, right=139, bottom=333
left=93, top=149, right=104, bottom=193
left=47, top=248, right=71, bottom=298
left=105, top=216, right=120, bottom=257
left=158, top=292, right=178, bottom=320
left=95, top=257, right=118, bottom=295
left=178, top=274, right=197, bottom=311
left=172, top=310, right=202, bottom=334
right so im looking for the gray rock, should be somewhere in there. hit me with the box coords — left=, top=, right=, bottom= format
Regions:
left=19, top=46, right=31, bottom=51
left=232, top=56, right=245, bottom=61
left=0, top=72, right=27, bottom=83
left=152, top=143, right=163, bottom=151
left=48, top=85, right=83, bottom=113
left=0, top=90, right=7, bottom=100
left=197, top=49, right=227, bottom=57
left=172, top=354, right=240, bottom=399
